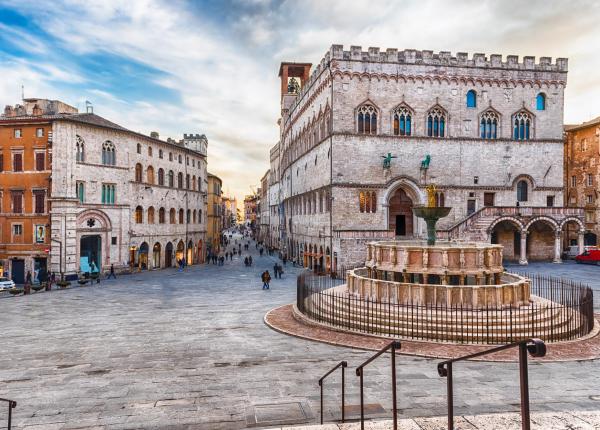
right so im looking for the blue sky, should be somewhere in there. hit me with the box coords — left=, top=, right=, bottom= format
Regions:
left=1, top=0, right=600, bottom=203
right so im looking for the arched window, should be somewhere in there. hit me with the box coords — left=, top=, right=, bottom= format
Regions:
left=193, top=209, right=197, bottom=224
left=466, top=90, right=477, bottom=108
left=192, top=176, right=196, bottom=191
left=76, top=135, right=85, bottom=162
left=536, top=93, right=546, bottom=111
left=102, top=141, right=116, bottom=165
left=169, top=208, right=176, bottom=224
left=158, top=168, right=165, bottom=186
left=178, top=154, right=182, bottom=163
left=513, top=111, right=532, bottom=140
left=147, top=166, right=154, bottom=184
left=357, top=104, right=377, bottom=134
left=517, top=180, right=528, bottom=202
left=392, top=106, right=412, bottom=136
left=436, top=192, right=445, bottom=207
left=480, top=110, right=499, bottom=139
left=159, top=149, right=163, bottom=159
left=148, top=146, right=153, bottom=157
left=147, top=206, right=155, bottom=224
left=135, top=206, right=143, bottom=224
left=186, top=174, right=190, bottom=189
left=178, top=208, right=184, bottom=224
left=186, top=209, right=191, bottom=223
left=359, top=191, right=377, bottom=213
left=136, top=143, right=141, bottom=154
left=168, top=170, right=174, bottom=187
left=427, top=107, right=447, bottom=137
left=177, top=172, right=183, bottom=189
left=169, top=152, right=173, bottom=161
left=198, top=209, right=202, bottom=223
left=159, top=207, right=166, bottom=224
left=135, top=163, right=143, bottom=182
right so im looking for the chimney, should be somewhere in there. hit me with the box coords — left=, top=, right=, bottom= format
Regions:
left=150, top=131, right=159, bottom=139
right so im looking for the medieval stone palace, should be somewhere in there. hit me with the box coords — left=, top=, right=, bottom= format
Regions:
left=268, top=45, right=585, bottom=270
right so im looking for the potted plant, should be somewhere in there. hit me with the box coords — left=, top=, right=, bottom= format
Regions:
left=32, top=284, right=44, bottom=292
left=9, top=288, right=23, bottom=296
left=78, top=278, right=89, bottom=286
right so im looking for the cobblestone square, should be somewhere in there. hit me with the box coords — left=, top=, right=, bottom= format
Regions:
left=0, top=240, right=599, bottom=429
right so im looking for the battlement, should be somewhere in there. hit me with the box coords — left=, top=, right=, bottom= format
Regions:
left=327, top=45, right=568, bottom=72
left=183, top=133, right=207, bottom=140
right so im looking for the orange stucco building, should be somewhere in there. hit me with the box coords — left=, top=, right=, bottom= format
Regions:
left=0, top=99, right=76, bottom=283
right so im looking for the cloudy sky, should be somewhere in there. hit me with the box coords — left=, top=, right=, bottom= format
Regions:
left=1, top=0, right=599, bottom=203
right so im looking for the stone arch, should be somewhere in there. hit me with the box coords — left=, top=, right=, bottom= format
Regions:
left=77, top=209, right=112, bottom=272
left=77, top=209, right=112, bottom=231
left=511, top=174, right=536, bottom=189
left=487, top=216, right=524, bottom=235
left=559, top=216, right=585, bottom=232
left=383, top=177, right=425, bottom=235
left=524, top=216, right=559, bottom=233
left=152, top=242, right=161, bottom=269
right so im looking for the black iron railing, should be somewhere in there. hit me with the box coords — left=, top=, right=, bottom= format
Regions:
left=355, top=340, right=401, bottom=430
left=318, top=361, right=347, bottom=424
left=297, top=272, right=594, bottom=344
left=0, top=398, right=16, bottom=430
left=437, top=338, right=546, bottom=430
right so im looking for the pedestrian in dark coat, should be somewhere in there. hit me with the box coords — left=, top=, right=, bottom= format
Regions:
left=261, top=271, right=271, bottom=289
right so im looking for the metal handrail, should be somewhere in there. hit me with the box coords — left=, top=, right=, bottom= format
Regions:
left=318, top=361, right=347, bottom=424
left=437, top=338, right=546, bottom=430
left=0, top=397, right=17, bottom=430
left=355, top=340, right=402, bottom=430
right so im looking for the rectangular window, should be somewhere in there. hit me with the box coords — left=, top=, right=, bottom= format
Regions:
left=588, top=174, right=593, bottom=186
left=467, top=199, right=476, bottom=215
left=12, top=224, right=23, bottom=235
left=35, top=152, right=45, bottom=171
left=12, top=152, right=23, bottom=172
left=587, top=194, right=594, bottom=204
left=112, top=236, right=117, bottom=245
left=571, top=175, right=577, bottom=187
left=483, top=193, right=495, bottom=207
left=473, top=176, right=479, bottom=185
left=102, top=184, right=116, bottom=204
left=36, top=128, right=44, bottom=137
left=11, top=192, right=23, bottom=213
left=0, top=153, right=3, bottom=172
left=34, top=190, right=45, bottom=214
left=14, top=129, right=22, bottom=138
left=546, top=195, right=554, bottom=207
left=77, top=182, right=85, bottom=203
left=585, top=211, right=595, bottom=223
left=159, top=149, right=163, bottom=159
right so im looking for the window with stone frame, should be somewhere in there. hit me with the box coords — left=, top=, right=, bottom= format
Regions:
left=147, top=166, right=155, bottom=184
left=101, top=184, right=116, bottom=204
left=11, top=191, right=23, bottom=213
left=177, top=172, right=183, bottom=189
left=427, top=107, right=447, bottom=138
left=169, top=208, right=176, bottom=224
left=571, top=175, right=577, bottom=187
left=102, top=141, right=116, bottom=165
left=517, top=180, right=529, bottom=202
left=169, top=152, right=173, bottom=161
left=587, top=194, right=594, bottom=205
left=513, top=111, right=532, bottom=140
left=147, top=206, right=155, bottom=224
left=36, top=128, right=44, bottom=137
left=76, top=182, right=85, bottom=203
left=357, top=104, right=378, bottom=135
left=35, top=151, right=45, bottom=171
left=136, top=143, right=142, bottom=154
left=135, top=163, right=143, bottom=182
left=76, top=135, right=85, bottom=162
left=168, top=170, right=174, bottom=187
left=480, top=110, right=499, bottom=139
left=158, top=168, right=165, bottom=186
left=135, top=206, right=143, bottom=224
left=178, top=208, right=184, bottom=224
left=12, top=152, right=23, bottom=172
left=159, top=149, right=163, bottom=159
left=588, top=173, right=593, bottom=187
left=393, top=106, right=412, bottom=136
left=159, top=207, right=166, bottom=224
left=33, top=190, right=45, bottom=214
left=148, top=146, right=153, bottom=157
left=0, top=153, right=3, bottom=172
left=359, top=190, right=377, bottom=213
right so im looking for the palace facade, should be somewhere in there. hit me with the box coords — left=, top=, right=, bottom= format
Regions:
left=271, top=45, right=585, bottom=270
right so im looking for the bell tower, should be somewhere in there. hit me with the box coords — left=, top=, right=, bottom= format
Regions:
left=278, top=62, right=312, bottom=113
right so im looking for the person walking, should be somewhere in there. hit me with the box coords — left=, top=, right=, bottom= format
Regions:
left=261, top=270, right=271, bottom=289
left=249, top=255, right=253, bottom=266
left=107, top=264, right=116, bottom=279
left=244, top=257, right=249, bottom=267
left=273, top=263, right=279, bottom=279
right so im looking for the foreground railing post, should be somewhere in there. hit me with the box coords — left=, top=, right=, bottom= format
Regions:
left=0, top=399, right=17, bottom=430
left=391, top=343, right=398, bottom=430
left=318, top=361, right=347, bottom=425
left=519, top=343, right=531, bottom=430
left=342, top=361, right=345, bottom=423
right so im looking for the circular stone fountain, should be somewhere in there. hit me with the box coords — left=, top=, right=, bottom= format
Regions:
left=294, top=186, right=595, bottom=344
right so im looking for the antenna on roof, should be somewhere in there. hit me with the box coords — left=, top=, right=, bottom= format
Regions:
left=85, top=100, right=93, bottom=114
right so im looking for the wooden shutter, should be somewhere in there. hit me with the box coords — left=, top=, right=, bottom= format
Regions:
left=34, top=191, right=45, bottom=213
left=0, top=153, right=3, bottom=172
left=12, top=192, right=23, bottom=213
left=35, top=152, right=45, bottom=171
left=13, top=153, right=22, bottom=172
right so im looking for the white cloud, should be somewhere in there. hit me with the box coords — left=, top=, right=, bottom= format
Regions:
left=1, top=0, right=600, bottom=201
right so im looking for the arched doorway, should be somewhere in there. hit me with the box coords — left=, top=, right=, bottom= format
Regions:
left=138, top=242, right=149, bottom=270
left=325, top=247, right=331, bottom=273
left=80, top=235, right=102, bottom=273
left=165, top=242, right=173, bottom=268
left=187, top=240, right=194, bottom=265
left=176, top=240, right=185, bottom=263
left=526, top=219, right=557, bottom=262
left=490, top=219, right=522, bottom=262
left=152, top=242, right=161, bottom=269
left=388, top=188, right=414, bottom=237
left=318, top=246, right=324, bottom=273
left=197, top=240, right=203, bottom=263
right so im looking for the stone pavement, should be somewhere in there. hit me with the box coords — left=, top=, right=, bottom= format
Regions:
left=261, top=410, right=600, bottom=429
left=0, top=237, right=599, bottom=429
